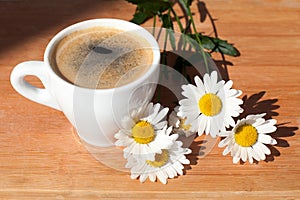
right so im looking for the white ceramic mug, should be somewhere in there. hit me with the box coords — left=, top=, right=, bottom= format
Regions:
left=10, top=19, right=161, bottom=147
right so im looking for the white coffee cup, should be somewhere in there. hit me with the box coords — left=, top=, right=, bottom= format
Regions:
left=10, top=19, right=161, bottom=147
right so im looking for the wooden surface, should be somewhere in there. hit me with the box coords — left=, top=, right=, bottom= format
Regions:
left=1, top=0, right=300, bottom=199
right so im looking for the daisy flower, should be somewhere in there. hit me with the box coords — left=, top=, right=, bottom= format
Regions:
left=218, top=113, right=277, bottom=164
left=114, top=102, right=178, bottom=160
left=168, top=106, right=195, bottom=137
left=178, top=71, right=243, bottom=137
left=126, top=127, right=191, bottom=184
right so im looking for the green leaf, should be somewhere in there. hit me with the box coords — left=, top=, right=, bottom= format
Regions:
left=186, top=0, right=193, bottom=6
left=178, top=0, right=189, bottom=13
left=161, top=13, right=176, bottom=50
left=161, top=13, right=173, bottom=29
left=188, top=34, right=240, bottom=56
left=127, top=0, right=172, bottom=25
left=126, top=0, right=169, bottom=4
left=130, top=12, right=150, bottom=24
left=168, top=30, right=176, bottom=50
left=184, top=19, right=192, bottom=34
left=178, top=0, right=193, bottom=7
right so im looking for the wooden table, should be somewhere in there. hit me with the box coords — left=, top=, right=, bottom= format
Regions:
left=1, top=0, right=299, bottom=199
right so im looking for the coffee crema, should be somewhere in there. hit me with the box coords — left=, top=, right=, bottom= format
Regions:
left=52, top=27, right=153, bottom=89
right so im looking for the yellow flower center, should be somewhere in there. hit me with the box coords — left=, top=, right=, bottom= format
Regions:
left=179, top=118, right=191, bottom=131
left=234, top=124, right=258, bottom=147
left=146, top=149, right=169, bottom=168
left=198, top=93, right=222, bottom=116
left=131, top=120, right=155, bottom=144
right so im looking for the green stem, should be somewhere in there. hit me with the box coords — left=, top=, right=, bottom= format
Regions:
left=158, top=13, right=169, bottom=66
left=185, top=3, right=209, bottom=73
left=171, top=7, right=188, bottom=51
left=170, top=7, right=184, bottom=33
left=157, top=13, right=171, bottom=103
left=152, top=15, right=157, bottom=35
left=162, top=26, right=168, bottom=65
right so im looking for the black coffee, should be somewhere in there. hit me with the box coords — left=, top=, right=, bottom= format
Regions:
left=52, top=27, right=153, bottom=89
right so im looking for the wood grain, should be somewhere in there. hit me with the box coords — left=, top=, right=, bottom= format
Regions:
left=0, top=0, right=299, bottom=199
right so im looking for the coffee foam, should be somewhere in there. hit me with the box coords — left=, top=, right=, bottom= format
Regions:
left=53, top=27, right=153, bottom=89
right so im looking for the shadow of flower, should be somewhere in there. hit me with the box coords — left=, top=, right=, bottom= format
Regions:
left=236, top=91, right=297, bottom=162
left=213, top=59, right=233, bottom=81
left=197, top=0, right=241, bottom=82
left=184, top=139, right=205, bottom=171
left=265, top=124, right=298, bottom=162
left=240, top=91, right=279, bottom=119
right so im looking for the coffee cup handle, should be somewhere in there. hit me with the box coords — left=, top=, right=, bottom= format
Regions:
left=10, top=61, right=61, bottom=111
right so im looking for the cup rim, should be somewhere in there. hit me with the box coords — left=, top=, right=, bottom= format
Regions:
left=44, top=18, right=160, bottom=92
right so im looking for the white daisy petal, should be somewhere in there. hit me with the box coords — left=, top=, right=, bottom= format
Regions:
left=149, top=173, right=156, bottom=182
left=249, top=113, right=267, bottom=120
left=189, top=116, right=200, bottom=132
left=194, top=76, right=205, bottom=92
left=228, top=97, right=243, bottom=105
left=197, top=115, right=207, bottom=135
left=225, top=88, right=239, bottom=97
left=234, top=144, right=242, bottom=158
left=179, top=98, right=194, bottom=106
left=182, top=84, right=201, bottom=100
left=211, top=80, right=225, bottom=94
left=250, top=147, right=261, bottom=162
left=115, top=102, right=177, bottom=162
left=115, top=139, right=124, bottom=147
left=223, top=80, right=233, bottom=91
left=219, top=131, right=231, bottom=137
left=180, top=158, right=190, bottom=165
left=252, top=118, right=265, bottom=127
left=223, top=146, right=231, bottom=155
left=233, top=156, right=240, bottom=164
left=151, top=108, right=169, bottom=125
left=231, top=143, right=238, bottom=157
left=256, top=142, right=271, bottom=155
left=154, top=121, right=167, bottom=130
left=225, top=116, right=236, bottom=127
left=185, top=110, right=200, bottom=124
left=247, top=147, right=254, bottom=164
left=271, top=138, right=277, bottom=145
left=267, top=119, right=277, bottom=126
left=255, top=121, right=277, bottom=134
left=173, top=162, right=184, bottom=175
left=188, top=110, right=201, bottom=122
left=210, top=71, right=218, bottom=84
left=165, top=167, right=176, bottom=178
left=203, top=73, right=212, bottom=93
left=144, top=103, right=160, bottom=122
left=226, top=140, right=235, bottom=151
left=205, top=117, right=211, bottom=134
left=157, top=170, right=168, bottom=184
left=125, top=140, right=191, bottom=184
left=140, top=173, right=148, bottom=183
left=235, top=90, right=243, bottom=97
left=210, top=117, right=222, bottom=137
left=185, top=148, right=192, bottom=155
left=218, top=113, right=277, bottom=164
left=241, top=148, right=248, bottom=162
left=258, top=134, right=276, bottom=145
left=252, top=143, right=266, bottom=160
left=218, top=135, right=232, bottom=147
left=179, top=105, right=199, bottom=116
left=131, top=173, right=139, bottom=180
left=178, top=71, right=243, bottom=138
left=121, top=116, right=135, bottom=130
